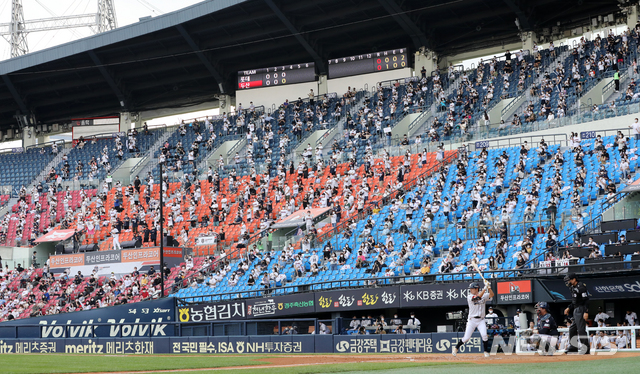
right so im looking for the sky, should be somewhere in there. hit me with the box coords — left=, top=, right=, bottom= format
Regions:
left=0, top=0, right=204, bottom=60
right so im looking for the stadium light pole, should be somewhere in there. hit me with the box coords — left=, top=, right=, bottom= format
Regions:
left=158, top=160, right=165, bottom=298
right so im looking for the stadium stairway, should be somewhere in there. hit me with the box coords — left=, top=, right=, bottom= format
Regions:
left=29, top=146, right=73, bottom=189
left=126, top=126, right=176, bottom=182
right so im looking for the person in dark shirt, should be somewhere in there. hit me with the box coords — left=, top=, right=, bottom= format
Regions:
left=564, top=273, right=590, bottom=354
left=147, top=266, right=156, bottom=276
left=534, top=302, right=558, bottom=355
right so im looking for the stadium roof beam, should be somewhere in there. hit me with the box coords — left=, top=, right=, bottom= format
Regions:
left=1, top=75, right=28, bottom=114
left=376, top=0, right=431, bottom=50
left=263, top=0, right=327, bottom=74
left=176, top=24, right=226, bottom=94
left=87, top=50, right=130, bottom=111
left=502, top=0, right=532, bottom=31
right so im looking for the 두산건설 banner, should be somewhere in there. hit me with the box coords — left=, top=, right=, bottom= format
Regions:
left=0, top=299, right=175, bottom=338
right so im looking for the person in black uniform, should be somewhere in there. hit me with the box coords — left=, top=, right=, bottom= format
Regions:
left=564, top=273, right=590, bottom=354
left=534, top=302, right=559, bottom=355
left=143, top=225, right=150, bottom=243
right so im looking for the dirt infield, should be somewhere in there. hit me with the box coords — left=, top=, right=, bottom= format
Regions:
left=90, top=352, right=640, bottom=374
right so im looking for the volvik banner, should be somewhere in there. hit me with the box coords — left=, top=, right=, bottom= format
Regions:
left=0, top=299, right=175, bottom=338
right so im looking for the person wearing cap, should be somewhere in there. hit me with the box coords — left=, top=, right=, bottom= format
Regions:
left=625, top=310, right=638, bottom=326
left=534, top=302, right=559, bottom=355
left=594, top=307, right=609, bottom=326
left=513, top=308, right=522, bottom=330
left=453, top=281, right=494, bottom=357
left=407, top=312, right=421, bottom=333
left=486, top=307, right=498, bottom=326
left=564, top=273, right=590, bottom=354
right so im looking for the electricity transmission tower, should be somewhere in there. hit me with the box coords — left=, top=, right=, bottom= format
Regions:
left=0, top=0, right=118, bottom=59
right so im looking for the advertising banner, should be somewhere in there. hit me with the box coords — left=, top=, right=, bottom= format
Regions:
left=496, top=280, right=532, bottom=304
left=48, top=247, right=184, bottom=269
left=246, top=294, right=315, bottom=318
left=85, top=251, right=121, bottom=266
left=333, top=333, right=482, bottom=354
left=177, top=301, right=247, bottom=323
left=0, top=299, right=175, bottom=338
left=315, top=286, right=400, bottom=312
left=0, top=333, right=480, bottom=354
left=48, top=253, right=85, bottom=268
left=400, top=283, right=473, bottom=307
left=541, top=276, right=640, bottom=301
left=195, top=236, right=217, bottom=246
left=35, top=229, right=76, bottom=243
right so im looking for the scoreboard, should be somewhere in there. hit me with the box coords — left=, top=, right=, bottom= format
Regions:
left=237, top=62, right=316, bottom=90
left=328, top=48, right=408, bottom=79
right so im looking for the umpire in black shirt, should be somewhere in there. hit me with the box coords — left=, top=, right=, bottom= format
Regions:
left=563, top=273, right=590, bottom=354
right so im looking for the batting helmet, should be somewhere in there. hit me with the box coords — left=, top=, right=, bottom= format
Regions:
left=536, top=302, right=550, bottom=311
left=468, top=282, right=481, bottom=289
left=563, top=273, right=577, bottom=283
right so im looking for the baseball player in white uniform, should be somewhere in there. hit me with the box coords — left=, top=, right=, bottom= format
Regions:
left=453, top=281, right=494, bottom=357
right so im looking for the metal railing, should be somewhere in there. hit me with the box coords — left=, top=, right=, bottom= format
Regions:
left=25, top=138, right=67, bottom=151
left=525, top=192, right=625, bottom=267
left=465, top=132, right=568, bottom=152
left=176, top=260, right=640, bottom=305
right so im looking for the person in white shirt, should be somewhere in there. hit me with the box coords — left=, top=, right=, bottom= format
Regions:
left=349, top=316, right=361, bottom=331
left=111, top=228, right=121, bottom=250
left=594, top=307, right=610, bottom=326
left=615, top=330, right=629, bottom=349
left=625, top=310, right=638, bottom=326
left=486, top=307, right=499, bottom=326
left=407, top=312, right=421, bottom=333
left=453, top=281, right=494, bottom=357
left=629, top=118, right=640, bottom=140
left=318, top=322, right=328, bottom=334
left=593, top=331, right=611, bottom=350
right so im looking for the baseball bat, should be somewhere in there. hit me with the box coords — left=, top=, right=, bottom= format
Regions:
left=471, top=263, right=489, bottom=285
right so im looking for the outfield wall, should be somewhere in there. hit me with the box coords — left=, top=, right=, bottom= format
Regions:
left=0, top=332, right=483, bottom=354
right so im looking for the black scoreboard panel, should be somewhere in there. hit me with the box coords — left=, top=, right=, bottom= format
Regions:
left=328, top=48, right=408, bottom=79
left=237, top=62, right=316, bottom=90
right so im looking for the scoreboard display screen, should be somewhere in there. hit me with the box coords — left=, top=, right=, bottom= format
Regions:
left=237, top=62, right=315, bottom=90
left=328, top=48, right=408, bottom=79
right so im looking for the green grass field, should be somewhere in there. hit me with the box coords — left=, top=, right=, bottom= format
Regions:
left=2, top=354, right=639, bottom=374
